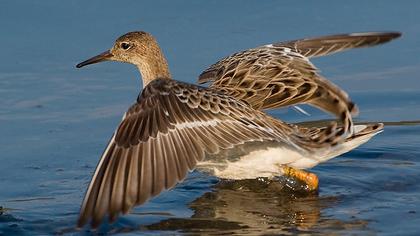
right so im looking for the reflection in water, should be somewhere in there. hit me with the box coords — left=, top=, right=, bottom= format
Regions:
left=145, top=178, right=370, bottom=235
left=0, top=206, right=24, bottom=235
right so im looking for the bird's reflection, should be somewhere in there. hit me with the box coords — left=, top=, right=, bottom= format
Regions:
left=144, top=177, right=369, bottom=234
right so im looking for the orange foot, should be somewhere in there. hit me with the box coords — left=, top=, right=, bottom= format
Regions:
left=281, top=166, right=319, bottom=192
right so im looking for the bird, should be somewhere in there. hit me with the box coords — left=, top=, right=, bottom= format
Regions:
left=75, top=31, right=400, bottom=228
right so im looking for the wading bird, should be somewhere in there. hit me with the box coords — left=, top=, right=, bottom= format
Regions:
left=76, top=31, right=400, bottom=227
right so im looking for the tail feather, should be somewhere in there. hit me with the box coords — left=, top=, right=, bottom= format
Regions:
left=317, top=123, right=384, bottom=163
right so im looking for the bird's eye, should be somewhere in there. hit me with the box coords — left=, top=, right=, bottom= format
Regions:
left=120, top=42, right=130, bottom=50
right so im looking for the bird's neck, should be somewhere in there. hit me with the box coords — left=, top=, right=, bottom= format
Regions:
left=137, top=47, right=171, bottom=88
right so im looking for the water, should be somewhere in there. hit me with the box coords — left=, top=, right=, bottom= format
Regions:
left=1, top=1, right=419, bottom=235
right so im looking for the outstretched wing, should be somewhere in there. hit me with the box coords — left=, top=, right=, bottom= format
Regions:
left=198, top=32, right=401, bottom=134
left=78, top=79, right=345, bottom=228
left=278, top=32, right=401, bottom=58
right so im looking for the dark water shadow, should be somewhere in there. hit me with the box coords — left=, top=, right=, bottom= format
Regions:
left=64, top=178, right=373, bottom=235
left=101, top=178, right=370, bottom=235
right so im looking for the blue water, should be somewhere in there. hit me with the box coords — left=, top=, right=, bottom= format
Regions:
left=1, top=1, right=420, bottom=235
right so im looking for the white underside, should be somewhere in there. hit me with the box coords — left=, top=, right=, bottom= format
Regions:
left=198, top=147, right=312, bottom=179
left=197, top=125, right=381, bottom=180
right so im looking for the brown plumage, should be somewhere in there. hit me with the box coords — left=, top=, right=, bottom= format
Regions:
left=77, top=78, right=350, bottom=227
left=199, top=32, right=401, bottom=134
left=75, top=31, right=396, bottom=228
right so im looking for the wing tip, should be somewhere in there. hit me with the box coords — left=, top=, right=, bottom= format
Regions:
left=198, top=70, right=217, bottom=84
left=76, top=217, right=86, bottom=229
left=348, top=31, right=402, bottom=39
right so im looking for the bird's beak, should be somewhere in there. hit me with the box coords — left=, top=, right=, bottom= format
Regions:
left=76, top=50, right=113, bottom=68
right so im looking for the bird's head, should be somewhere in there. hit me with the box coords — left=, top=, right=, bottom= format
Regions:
left=76, top=31, right=171, bottom=86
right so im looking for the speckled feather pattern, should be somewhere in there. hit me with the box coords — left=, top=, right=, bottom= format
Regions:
left=199, top=32, right=401, bottom=135
left=76, top=31, right=399, bottom=228
left=78, top=77, right=362, bottom=227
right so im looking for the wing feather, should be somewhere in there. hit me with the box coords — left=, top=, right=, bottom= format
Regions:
left=138, top=141, right=152, bottom=205
left=160, top=134, right=177, bottom=189
left=123, top=147, right=138, bottom=213
left=109, top=147, right=127, bottom=221
left=78, top=79, right=344, bottom=228
left=151, top=138, right=163, bottom=197
left=198, top=32, right=401, bottom=134
left=278, top=32, right=401, bottom=58
left=91, top=144, right=117, bottom=227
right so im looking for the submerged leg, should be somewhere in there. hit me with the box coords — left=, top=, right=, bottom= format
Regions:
left=281, top=166, right=319, bottom=192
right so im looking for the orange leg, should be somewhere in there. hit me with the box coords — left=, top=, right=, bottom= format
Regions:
left=281, top=166, right=319, bottom=191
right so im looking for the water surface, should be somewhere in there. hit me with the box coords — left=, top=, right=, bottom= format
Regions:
left=1, top=1, right=420, bottom=235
